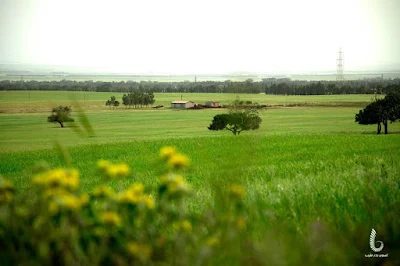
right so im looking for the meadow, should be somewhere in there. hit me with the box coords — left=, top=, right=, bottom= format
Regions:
left=0, top=91, right=399, bottom=265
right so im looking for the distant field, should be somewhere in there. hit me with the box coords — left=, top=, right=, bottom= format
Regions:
left=1, top=72, right=399, bottom=82
left=0, top=91, right=377, bottom=113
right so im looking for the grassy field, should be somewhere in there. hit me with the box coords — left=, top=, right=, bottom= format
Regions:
left=0, top=92, right=395, bottom=152
left=0, top=91, right=376, bottom=113
left=0, top=91, right=399, bottom=265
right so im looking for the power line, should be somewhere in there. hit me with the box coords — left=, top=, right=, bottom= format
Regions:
left=336, top=48, right=344, bottom=81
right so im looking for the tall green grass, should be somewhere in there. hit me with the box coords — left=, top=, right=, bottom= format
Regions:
left=1, top=134, right=399, bottom=264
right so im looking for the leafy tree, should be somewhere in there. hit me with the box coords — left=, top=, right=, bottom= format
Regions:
left=207, top=114, right=230, bottom=131
left=106, top=96, right=119, bottom=109
left=122, top=91, right=155, bottom=108
left=47, top=106, right=74, bottom=128
left=208, top=98, right=262, bottom=135
left=355, top=92, right=400, bottom=134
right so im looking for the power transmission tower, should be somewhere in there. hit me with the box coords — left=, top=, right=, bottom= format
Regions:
left=336, top=48, right=344, bottom=81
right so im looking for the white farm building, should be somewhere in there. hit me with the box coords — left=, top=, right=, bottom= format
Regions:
left=170, top=101, right=195, bottom=109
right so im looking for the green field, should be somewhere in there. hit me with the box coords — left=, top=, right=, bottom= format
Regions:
left=0, top=90, right=376, bottom=113
left=0, top=91, right=399, bottom=265
left=0, top=92, right=391, bottom=152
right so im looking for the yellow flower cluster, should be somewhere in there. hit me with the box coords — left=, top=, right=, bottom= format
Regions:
left=29, top=168, right=90, bottom=214
left=117, top=184, right=155, bottom=209
left=100, top=211, right=122, bottom=227
left=160, top=146, right=190, bottom=169
left=48, top=193, right=89, bottom=214
left=92, top=185, right=114, bottom=199
left=159, top=146, right=176, bottom=160
left=230, top=184, right=246, bottom=200
left=33, top=168, right=79, bottom=190
left=159, top=174, right=191, bottom=196
left=173, top=219, right=192, bottom=233
left=126, top=242, right=152, bottom=262
left=97, top=160, right=130, bottom=179
left=0, top=177, right=14, bottom=203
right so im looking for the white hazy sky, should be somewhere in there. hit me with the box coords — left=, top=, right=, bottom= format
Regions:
left=1, top=0, right=400, bottom=74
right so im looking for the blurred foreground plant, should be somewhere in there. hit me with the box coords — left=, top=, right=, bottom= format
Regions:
left=1, top=149, right=399, bottom=266
left=0, top=147, right=249, bottom=266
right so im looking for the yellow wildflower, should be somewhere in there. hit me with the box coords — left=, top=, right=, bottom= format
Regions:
left=43, top=187, right=69, bottom=199
left=159, top=174, right=191, bottom=197
left=167, top=153, right=190, bottom=169
left=33, top=173, right=46, bottom=186
left=143, top=195, right=155, bottom=209
left=33, top=169, right=63, bottom=188
left=128, top=183, right=144, bottom=194
left=230, top=184, right=246, bottom=200
left=93, top=186, right=114, bottom=198
left=117, top=184, right=155, bottom=209
left=97, top=159, right=111, bottom=171
left=106, top=166, right=118, bottom=178
left=126, top=242, right=152, bottom=262
left=106, top=163, right=130, bottom=178
left=206, top=236, right=220, bottom=247
left=63, top=169, right=79, bottom=190
left=117, top=192, right=140, bottom=204
left=97, top=160, right=130, bottom=178
left=48, top=194, right=83, bottom=214
left=61, top=194, right=83, bottom=211
left=32, top=168, right=80, bottom=190
left=167, top=175, right=184, bottom=192
left=100, top=211, right=122, bottom=227
left=159, top=146, right=176, bottom=160
left=47, top=169, right=66, bottom=187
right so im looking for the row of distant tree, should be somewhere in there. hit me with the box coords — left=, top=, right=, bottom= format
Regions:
left=106, top=91, right=156, bottom=109
left=122, top=91, right=155, bottom=108
left=1, top=78, right=400, bottom=95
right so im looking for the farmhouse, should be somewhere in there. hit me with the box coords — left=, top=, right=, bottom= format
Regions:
left=205, top=101, right=220, bottom=108
left=171, top=101, right=195, bottom=109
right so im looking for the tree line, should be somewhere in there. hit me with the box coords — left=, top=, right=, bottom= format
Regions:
left=122, top=91, right=155, bottom=108
left=1, top=78, right=399, bottom=95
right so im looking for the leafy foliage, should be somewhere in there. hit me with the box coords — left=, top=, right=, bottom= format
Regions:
left=208, top=98, right=262, bottom=135
left=355, top=92, right=400, bottom=134
left=207, top=114, right=230, bottom=131
left=47, top=106, right=74, bottom=128
left=122, top=91, right=155, bottom=108
left=106, top=96, right=120, bottom=109
left=2, top=77, right=400, bottom=95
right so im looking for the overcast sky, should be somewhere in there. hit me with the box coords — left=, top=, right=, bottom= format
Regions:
left=1, top=0, right=399, bottom=74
